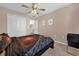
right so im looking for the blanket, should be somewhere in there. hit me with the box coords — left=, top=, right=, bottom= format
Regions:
left=5, top=34, right=43, bottom=56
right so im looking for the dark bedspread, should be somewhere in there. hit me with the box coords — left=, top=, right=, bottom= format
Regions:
left=25, top=37, right=54, bottom=56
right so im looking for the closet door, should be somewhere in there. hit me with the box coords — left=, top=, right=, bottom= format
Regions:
left=7, top=14, right=27, bottom=37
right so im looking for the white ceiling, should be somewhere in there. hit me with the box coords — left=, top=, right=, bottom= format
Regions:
left=0, top=3, right=71, bottom=18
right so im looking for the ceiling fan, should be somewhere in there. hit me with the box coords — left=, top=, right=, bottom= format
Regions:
left=22, top=3, right=46, bottom=15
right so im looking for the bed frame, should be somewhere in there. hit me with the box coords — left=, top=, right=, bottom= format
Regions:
left=34, top=41, right=54, bottom=56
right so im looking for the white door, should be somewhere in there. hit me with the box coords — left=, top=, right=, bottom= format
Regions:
left=7, top=14, right=27, bottom=37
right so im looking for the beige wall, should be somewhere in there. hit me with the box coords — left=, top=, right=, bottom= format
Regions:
left=36, top=3, right=79, bottom=44
left=0, top=6, right=32, bottom=34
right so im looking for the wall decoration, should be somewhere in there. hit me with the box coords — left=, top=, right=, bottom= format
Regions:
left=48, top=19, right=53, bottom=25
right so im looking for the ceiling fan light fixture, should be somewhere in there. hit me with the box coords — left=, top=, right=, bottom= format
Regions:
left=31, top=9, right=37, bottom=14
left=22, top=3, right=46, bottom=16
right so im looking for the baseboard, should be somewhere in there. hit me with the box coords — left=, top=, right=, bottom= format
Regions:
left=54, top=40, right=67, bottom=46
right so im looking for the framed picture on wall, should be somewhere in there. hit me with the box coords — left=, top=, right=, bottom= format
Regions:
left=48, top=19, right=53, bottom=25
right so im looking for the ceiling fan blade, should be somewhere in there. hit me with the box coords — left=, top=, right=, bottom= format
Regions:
left=22, top=5, right=30, bottom=8
left=26, top=11, right=31, bottom=14
left=39, top=9, right=46, bottom=11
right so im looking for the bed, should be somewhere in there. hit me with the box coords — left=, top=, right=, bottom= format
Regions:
left=25, top=37, right=54, bottom=56
left=0, top=33, right=54, bottom=56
